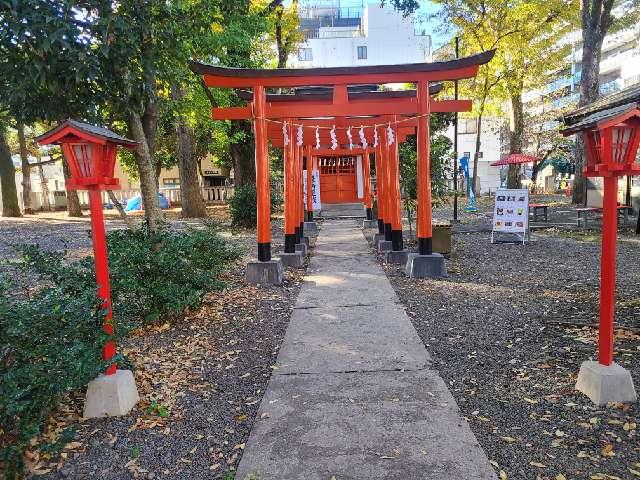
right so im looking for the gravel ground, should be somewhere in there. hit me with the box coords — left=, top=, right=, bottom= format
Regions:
left=381, top=195, right=640, bottom=480
left=0, top=207, right=306, bottom=480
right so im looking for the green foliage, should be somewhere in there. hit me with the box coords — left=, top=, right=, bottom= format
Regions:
left=229, top=184, right=283, bottom=228
left=0, top=283, right=108, bottom=478
left=1, top=224, right=240, bottom=476
left=399, top=114, right=453, bottom=204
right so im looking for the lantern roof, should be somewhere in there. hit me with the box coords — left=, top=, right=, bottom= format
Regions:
left=561, top=83, right=640, bottom=135
left=36, top=119, right=138, bottom=148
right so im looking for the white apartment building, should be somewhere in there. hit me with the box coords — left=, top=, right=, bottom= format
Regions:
left=289, top=1, right=431, bottom=68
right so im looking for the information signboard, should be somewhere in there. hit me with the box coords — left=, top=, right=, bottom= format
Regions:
left=491, top=188, right=529, bottom=244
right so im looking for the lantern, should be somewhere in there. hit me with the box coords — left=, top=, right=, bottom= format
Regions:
left=37, top=119, right=140, bottom=418
left=582, top=110, right=640, bottom=177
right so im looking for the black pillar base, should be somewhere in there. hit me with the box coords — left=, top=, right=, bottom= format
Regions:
left=377, top=219, right=385, bottom=234
left=306, top=211, right=314, bottom=221
left=418, top=237, right=433, bottom=256
left=295, top=226, right=302, bottom=243
left=284, top=233, right=297, bottom=253
left=391, top=229, right=404, bottom=251
left=366, top=208, right=374, bottom=220
left=258, top=242, right=271, bottom=262
left=384, top=223, right=392, bottom=241
left=299, top=222, right=305, bottom=237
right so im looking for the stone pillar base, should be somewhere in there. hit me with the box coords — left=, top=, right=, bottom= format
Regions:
left=84, top=369, right=139, bottom=418
left=385, top=249, right=410, bottom=265
left=279, top=251, right=304, bottom=268
left=246, top=259, right=284, bottom=285
left=405, top=253, right=447, bottom=278
left=377, top=240, right=393, bottom=252
left=575, top=361, right=637, bottom=405
left=295, top=243, right=308, bottom=256
left=362, top=219, right=377, bottom=229
left=372, top=233, right=384, bottom=245
left=298, top=236, right=310, bottom=247
left=304, top=221, right=318, bottom=235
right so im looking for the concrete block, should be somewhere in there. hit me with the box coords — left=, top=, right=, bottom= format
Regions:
left=246, top=259, right=284, bottom=285
left=83, top=369, right=139, bottom=418
left=385, top=249, right=410, bottom=265
left=295, top=243, right=308, bottom=256
left=303, top=221, right=318, bottom=235
left=372, top=233, right=384, bottom=244
left=362, top=219, right=377, bottom=229
left=405, top=253, right=447, bottom=279
left=575, top=361, right=637, bottom=405
left=279, top=251, right=304, bottom=268
left=298, top=236, right=310, bottom=247
left=377, top=240, right=392, bottom=252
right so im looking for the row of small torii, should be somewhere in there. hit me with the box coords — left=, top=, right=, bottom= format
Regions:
left=190, top=50, right=496, bottom=281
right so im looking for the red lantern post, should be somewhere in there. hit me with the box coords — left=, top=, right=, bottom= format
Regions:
left=37, top=120, right=140, bottom=417
left=562, top=105, right=640, bottom=404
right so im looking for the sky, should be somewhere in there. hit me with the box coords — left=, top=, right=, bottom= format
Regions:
left=285, top=0, right=450, bottom=48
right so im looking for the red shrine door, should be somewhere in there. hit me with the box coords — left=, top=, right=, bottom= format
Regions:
left=319, top=156, right=358, bottom=204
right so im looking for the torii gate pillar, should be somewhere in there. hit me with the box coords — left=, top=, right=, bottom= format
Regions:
left=406, top=80, right=446, bottom=278
left=245, top=85, right=284, bottom=284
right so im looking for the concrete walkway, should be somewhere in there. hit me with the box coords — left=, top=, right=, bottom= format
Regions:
left=236, top=219, right=496, bottom=480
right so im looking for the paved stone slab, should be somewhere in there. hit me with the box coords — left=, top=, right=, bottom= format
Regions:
left=235, top=370, right=497, bottom=480
left=236, top=219, right=496, bottom=480
left=276, top=303, right=430, bottom=374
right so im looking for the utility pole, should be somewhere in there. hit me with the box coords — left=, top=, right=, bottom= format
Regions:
left=453, top=36, right=460, bottom=222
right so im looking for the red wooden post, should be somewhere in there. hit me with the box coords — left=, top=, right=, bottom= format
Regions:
left=363, top=146, right=373, bottom=219
left=374, top=139, right=385, bottom=233
left=381, top=128, right=393, bottom=241
left=599, top=174, right=617, bottom=365
left=306, top=145, right=314, bottom=220
left=388, top=123, right=403, bottom=250
left=88, top=189, right=117, bottom=375
left=298, top=145, right=305, bottom=236
left=417, top=80, right=433, bottom=255
left=253, top=85, right=272, bottom=261
left=284, top=121, right=296, bottom=253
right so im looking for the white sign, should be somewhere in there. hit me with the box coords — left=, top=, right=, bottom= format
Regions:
left=356, top=155, right=364, bottom=199
left=303, top=170, right=322, bottom=210
left=491, top=188, right=529, bottom=243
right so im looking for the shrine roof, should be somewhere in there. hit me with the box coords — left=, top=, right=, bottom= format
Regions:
left=36, top=119, right=137, bottom=146
left=562, top=83, right=640, bottom=129
left=190, top=50, right=495, bottom=86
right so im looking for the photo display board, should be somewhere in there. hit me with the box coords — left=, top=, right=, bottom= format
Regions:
left=491, top=188, right=529, bottom=242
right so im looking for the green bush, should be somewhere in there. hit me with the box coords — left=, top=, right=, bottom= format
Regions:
left=0, top=284, right=108, bottom=479
left=229, top=184, right=283, bottom=228
left=0, top=222, right=241, bottom=477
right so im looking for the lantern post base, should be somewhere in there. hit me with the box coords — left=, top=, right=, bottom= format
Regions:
left=575, top=361, right=637, bottom=405
left=83, top=369, right=139, bottom=418
left=405, top=253, right=447, bottom=279
left=246, top=260, right=284, bottom=285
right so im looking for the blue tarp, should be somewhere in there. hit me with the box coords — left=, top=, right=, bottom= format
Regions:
left=124, top=193, right=171, bottom=211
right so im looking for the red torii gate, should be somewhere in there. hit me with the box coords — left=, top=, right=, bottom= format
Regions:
left=191, top=51, right=494, bottom=282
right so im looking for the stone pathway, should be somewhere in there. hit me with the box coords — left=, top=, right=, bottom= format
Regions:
left=235, top=219, right=496, bottom=480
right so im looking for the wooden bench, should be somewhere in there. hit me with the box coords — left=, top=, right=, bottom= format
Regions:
left=576, top=205, right=630, bottom=228
left=529, top=203, right=548, bottom=222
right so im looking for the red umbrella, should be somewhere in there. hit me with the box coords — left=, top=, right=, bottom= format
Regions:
left=490, top=153, right=540, bottom=166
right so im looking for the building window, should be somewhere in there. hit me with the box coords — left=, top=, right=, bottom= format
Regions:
left=357, top=45, right=367, bottom=60
left=163, top=178, right=180, bottom=186
left=459, top=118, right=477, bottom=134
left=297, top=48, right=313, bottom=61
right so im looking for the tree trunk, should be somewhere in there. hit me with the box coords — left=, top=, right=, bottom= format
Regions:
left=229, top=120, right=256, bottom=187
left=172, top=87, right=207, bottom=218
left=107, top=189, right=135, bottom=229
left=129, top=111, right=163, bottom=230
left=17, top=122, right=33, bottom=214
left=472, top=114, right=483, bottom=195
left=507, top=92, right=524, bottom=189
left=62, top=158, right=83, bottom=217
left=573, top=3, right=608, bottom=205
left=0, top=128, right=21, bottom=217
